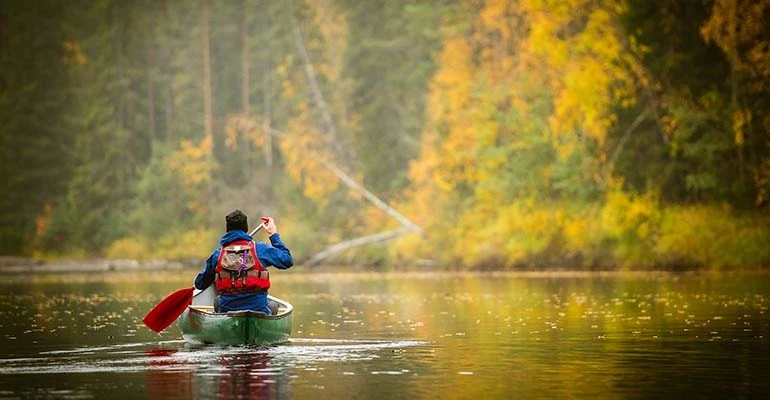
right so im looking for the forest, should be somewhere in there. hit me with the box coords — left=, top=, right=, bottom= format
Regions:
left=1, top=0, right=769, bottom=270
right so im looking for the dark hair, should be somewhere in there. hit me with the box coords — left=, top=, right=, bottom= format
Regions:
left=225, top=209, right=248, bottom=232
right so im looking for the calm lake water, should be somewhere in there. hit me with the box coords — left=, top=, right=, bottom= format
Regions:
left=0, top=270, right=768, bottom=399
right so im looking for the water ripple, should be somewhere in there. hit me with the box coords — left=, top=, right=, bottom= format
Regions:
left=0, top=338, right=429, bottom=375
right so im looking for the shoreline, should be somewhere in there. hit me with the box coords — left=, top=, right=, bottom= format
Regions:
left=0, top=257, right=195, bottom=273
left=1, top=256, right=767, bottom=275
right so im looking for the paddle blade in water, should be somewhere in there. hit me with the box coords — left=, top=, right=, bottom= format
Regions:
left=143, top=287, right=194, bottom=333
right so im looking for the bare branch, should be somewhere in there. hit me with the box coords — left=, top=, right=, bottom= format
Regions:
left=269, top=127, right=423, bottom=235
left=606, top=107, right=650, bottom=176
left=291, top=14, right=346, bottom=160
left=306, top=228, right=411, bottom=266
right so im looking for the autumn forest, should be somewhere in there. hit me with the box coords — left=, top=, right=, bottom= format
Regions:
left=1, top=0, right=769, bottom=269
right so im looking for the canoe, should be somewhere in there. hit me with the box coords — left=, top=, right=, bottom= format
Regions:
left=176, top=286, right=293, bottom=346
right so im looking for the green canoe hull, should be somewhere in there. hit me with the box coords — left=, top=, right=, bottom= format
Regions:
left=177, top=295, right=293, bottom=346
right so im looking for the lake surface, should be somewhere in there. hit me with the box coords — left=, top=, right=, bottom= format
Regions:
left=0, top=270, right=768, bottom=399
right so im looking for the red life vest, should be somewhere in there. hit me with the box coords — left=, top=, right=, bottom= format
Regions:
left=214, top=239, right=270, bottom=294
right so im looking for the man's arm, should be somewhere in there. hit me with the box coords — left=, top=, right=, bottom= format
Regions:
left=194, top=251, right=218, bottom=289
left=256, top=217, right=294, bottom=269
left=257, top=234, right=294, bottom=269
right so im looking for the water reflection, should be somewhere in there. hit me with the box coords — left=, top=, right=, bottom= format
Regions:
left=209, top=351, right=282, bottom=400
left=145, top=347, right=286, bottom=400
left=145, top=348, right=194, bottom=399
left=0, top=271, right=768, bottom=399
left=142, top=339, right=427, bottom=400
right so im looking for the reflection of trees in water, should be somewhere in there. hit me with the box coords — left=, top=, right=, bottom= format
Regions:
left=145, top=348, right=288, bottom=400
left=145, top=349, right=195, bottom=400
left=211, top=351, right=288, bottom=400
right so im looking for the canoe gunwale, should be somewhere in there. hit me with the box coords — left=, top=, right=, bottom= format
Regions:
left=178, top=294, right=293, bottom=346
left=186, top=294, right=293, bottom=321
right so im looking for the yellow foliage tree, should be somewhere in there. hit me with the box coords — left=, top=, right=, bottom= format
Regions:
left=277, top=0, right=353, bottom=205
left=224, top=114, right=266, bottom=151
left=165, top=136, right=213, bottom=215
left=305, top=0, right=348, bottom=85
left=398, top=0, right=644, bottom=267
left=523, top=0, right=637, bottom=151
left=279, top=102, right=340, bottom=202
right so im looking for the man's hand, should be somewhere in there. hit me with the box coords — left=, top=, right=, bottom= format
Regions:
left=261, top=216, right=277, bottom=235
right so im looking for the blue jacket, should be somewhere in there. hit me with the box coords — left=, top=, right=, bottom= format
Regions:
left=194, top=230, right=293, bottom=314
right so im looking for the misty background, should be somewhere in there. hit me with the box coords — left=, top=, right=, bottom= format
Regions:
left=1, top=0, right=769, bottom=270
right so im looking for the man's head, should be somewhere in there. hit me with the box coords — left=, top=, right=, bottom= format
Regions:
left=225, top=209, right=248, bottom=232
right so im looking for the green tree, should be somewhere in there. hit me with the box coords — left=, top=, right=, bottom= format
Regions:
left=0, top=0, right=75, bottom=254
left=339, top=0, right=447, bottom=195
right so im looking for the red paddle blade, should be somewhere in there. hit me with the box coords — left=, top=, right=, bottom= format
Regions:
left=143, top=287, right=194, bottom=333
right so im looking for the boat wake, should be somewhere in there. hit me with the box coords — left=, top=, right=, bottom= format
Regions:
left=0, top=338, right=429, bottom=375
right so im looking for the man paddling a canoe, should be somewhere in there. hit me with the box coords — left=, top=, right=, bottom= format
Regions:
left=194, top=209, right=294, bottom=315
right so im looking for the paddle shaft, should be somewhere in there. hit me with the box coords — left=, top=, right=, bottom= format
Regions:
left=249, top=222, right=265, bottom=237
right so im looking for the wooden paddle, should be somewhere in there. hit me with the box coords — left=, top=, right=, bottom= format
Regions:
left=142, top=223, right=267, bottom=332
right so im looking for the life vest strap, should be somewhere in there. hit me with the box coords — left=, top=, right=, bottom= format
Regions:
left=218, top=287, right=267, bottom=295
left=216, top=269, right=269, bottom=281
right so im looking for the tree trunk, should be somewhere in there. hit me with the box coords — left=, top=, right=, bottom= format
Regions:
left=268, top=126, right=422, bottom=264
left=727, top=1, right=745, bottom=183
left=202, top=0, right=213, bottom=179
left=261, top=1, right=274, bottom=207
left=306, top=228, right=411, bottom=266
left=315, top=157, right=422, bottom=234
left=606, top=107, right=650, bottom=178
left=166, top=84, right=173, bottom=143
left=146, top=33, right=156, bottom=156
left=240, top=0, right=252, bottom=174
left=291, top=13, right=346, bottom=162
left=241, top=0, right=250, bottom=115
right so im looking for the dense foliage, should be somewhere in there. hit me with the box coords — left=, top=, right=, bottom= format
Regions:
left=1, top=0, right=768, bottom=269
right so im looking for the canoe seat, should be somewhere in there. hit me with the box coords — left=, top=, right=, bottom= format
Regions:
left=190, top=306, right=270, bottom=317
left=224, top=310, right=268, bottom=317
left=268, top=299, right=279, bottom=315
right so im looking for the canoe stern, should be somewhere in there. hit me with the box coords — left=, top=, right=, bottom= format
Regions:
left=178, top=296, right=293, bottom=346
